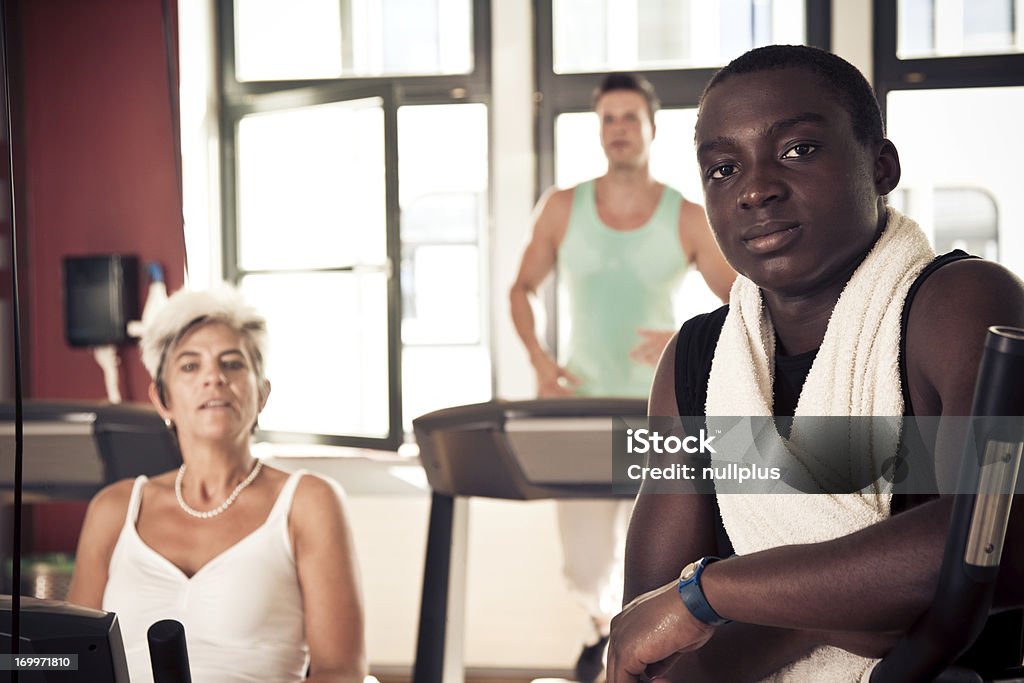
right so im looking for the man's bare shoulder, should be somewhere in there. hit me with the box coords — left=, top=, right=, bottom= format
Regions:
left=676, top=199, right=716, bottom=261
left=536, top=186, right=575, bottom=219
left=907, top=258, right=1024, bottom=413
left=649, top=331, right=680, bottom=417
left=532, top=186, right=576, bottom=245
left=678, top=198, right=707, bottom=222
left=911, top=258, right=1024, bottom=333
left=541, top=185, right=576, bottom=206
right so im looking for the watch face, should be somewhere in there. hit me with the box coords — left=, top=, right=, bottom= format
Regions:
left=680, top=562, right=698, bottom=580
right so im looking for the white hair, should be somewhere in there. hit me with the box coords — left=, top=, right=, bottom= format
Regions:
left=140, top=284, right=269, bottom=389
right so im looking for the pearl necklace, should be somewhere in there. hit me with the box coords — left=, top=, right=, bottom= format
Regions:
left=175, top=459, right=263, bottom=520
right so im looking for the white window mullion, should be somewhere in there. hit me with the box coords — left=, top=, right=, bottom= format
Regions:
left=935, top=0, right=965, bottom=56
left=690, top=0, right=720, bottom=67
left=607, top=0, right=639, bottom=70
left=772, top=0, right=806, bottom=46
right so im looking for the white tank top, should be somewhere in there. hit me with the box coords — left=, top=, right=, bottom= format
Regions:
left=102, top=470, right=309, bottom=683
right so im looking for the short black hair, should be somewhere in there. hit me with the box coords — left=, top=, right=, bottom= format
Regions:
left=592, top=72, right=660, bottom=120
left=701, top=45, right=884, bottom=145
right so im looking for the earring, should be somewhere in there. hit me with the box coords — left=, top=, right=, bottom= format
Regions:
left=164, top=418, right=174, bottom=429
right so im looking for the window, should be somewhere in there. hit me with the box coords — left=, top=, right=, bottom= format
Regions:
left=897, top=0, right=1024, bottom=59
left=876, top=0, right=1024, bottom=281
left=891, top=186, right=1000, bottom=260
left=218, top=0, right=492, bottom=449
left=886, top=88, right=1020, bottom=263
left=234, top=0, right=475, bottom=81
left=535, top=0, right=830, bottom=350
left=552, top=0, right=806, bottom=73
left=397, top=103, right=491, bottom=428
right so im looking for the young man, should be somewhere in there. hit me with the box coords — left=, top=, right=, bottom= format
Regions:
left=607, top=46, right=1024, bottom=682
left=509, top=73, right=734, bottom=680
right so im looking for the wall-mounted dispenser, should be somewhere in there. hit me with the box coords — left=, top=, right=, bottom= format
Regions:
left=62, top=255, right=140, bottom=403
left=63, top=254, right=139, bottom=348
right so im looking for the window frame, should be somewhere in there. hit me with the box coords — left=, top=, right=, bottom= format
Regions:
left=873, top=0, right=1024, bottom=279
left=215, top=0, right=492, bottom=450
left=873, top=0, right=1024, bottom=118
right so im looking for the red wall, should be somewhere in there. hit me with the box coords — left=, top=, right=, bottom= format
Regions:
left=15, top=0, right=186, bottom=403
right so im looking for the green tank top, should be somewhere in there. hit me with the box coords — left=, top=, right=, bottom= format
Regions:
left=558, top=179, right=689, bottom=397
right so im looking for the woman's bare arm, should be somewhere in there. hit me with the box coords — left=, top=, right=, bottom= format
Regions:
left=66, top=479, right=134, bottom=609
left=292, top=475, right=367, bottom=683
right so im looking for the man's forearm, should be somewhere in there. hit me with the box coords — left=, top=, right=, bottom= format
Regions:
left=509, top=283, right=547, bottom=361
left=702, top=496, right=953, bottom=633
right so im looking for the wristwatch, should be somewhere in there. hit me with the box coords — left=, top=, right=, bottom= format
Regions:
left=677, top=556, right=731, bottom=626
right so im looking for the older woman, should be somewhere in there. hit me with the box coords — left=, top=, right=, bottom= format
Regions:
left=68, top=286, right=366, bottom=683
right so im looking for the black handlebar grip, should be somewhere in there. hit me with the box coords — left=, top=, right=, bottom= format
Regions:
left=148, top=619, right=192, bottom=683
left=971, top=327, right=1024, bottom=438
left=871, top=326, right=1024, bottom=683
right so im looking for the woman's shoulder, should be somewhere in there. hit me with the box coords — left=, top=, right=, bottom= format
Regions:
left=77, top=478, right=142, bottom=552
left=291, top=471, right=347, bottom=512
left=88, top=477, right=139, bottom=517
left=284, top=471, right=352, bottom=551
left=89, top=470, right=177, bottom=521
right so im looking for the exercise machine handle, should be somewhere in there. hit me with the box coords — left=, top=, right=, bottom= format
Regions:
left=148, top=619, right=193, bottom=683
left=871, top=326, right=1024, bottom=682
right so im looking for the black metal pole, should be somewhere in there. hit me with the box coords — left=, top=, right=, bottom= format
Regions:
left=413, top=492, right=456, bottom=683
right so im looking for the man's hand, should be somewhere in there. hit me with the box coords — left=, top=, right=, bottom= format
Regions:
left=629, top=329, right=675, bottom=367
left=607, top=580, right=715, bottom=682
left=531, top=351, right=581, bottom=397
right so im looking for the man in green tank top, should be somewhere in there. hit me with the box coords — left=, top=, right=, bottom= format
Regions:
left=509, top=73, right=735, bottom=681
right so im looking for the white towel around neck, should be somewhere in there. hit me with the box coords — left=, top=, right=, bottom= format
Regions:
left=704, top=207, right=936, bottom=682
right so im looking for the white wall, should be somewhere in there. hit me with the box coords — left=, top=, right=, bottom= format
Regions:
left=490, top=2, right=537, bottom=401
left=178, top=0, right=222, bottom=288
